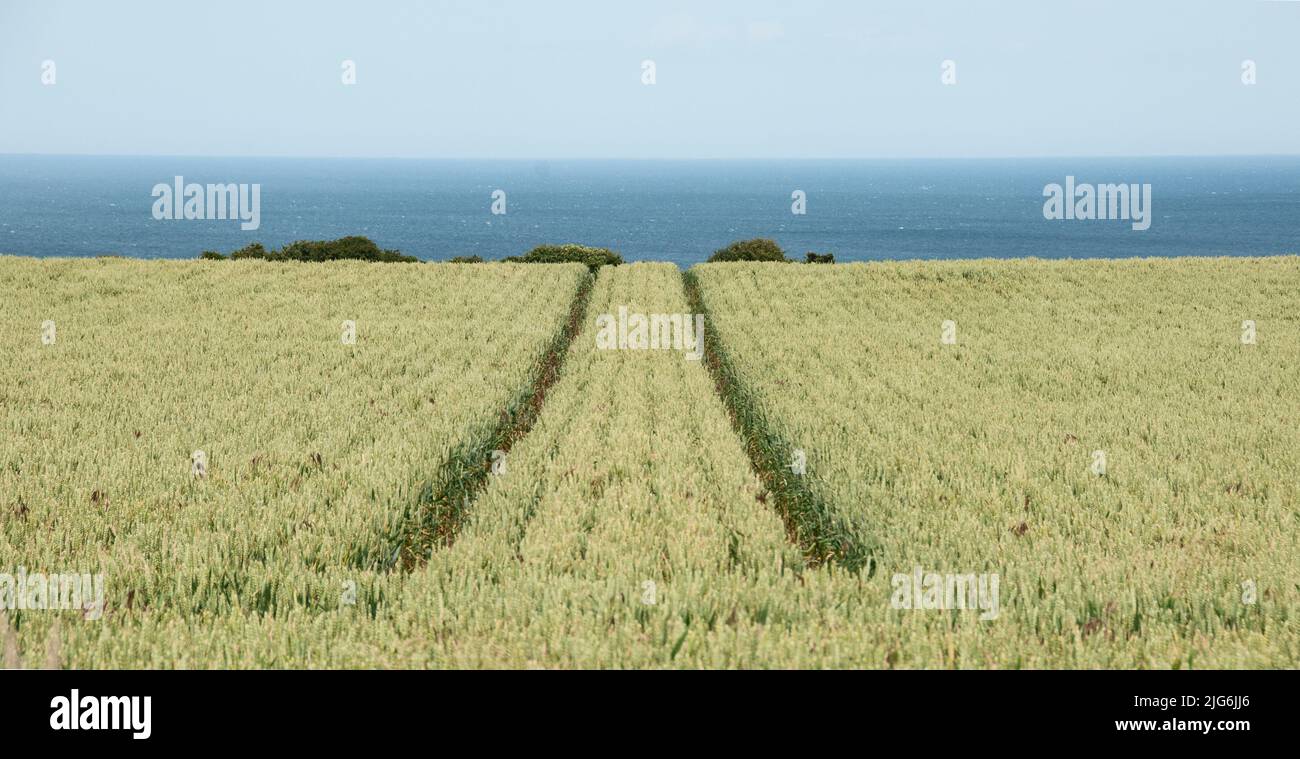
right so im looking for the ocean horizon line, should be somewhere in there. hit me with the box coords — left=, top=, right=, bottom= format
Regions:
left=5, top=152, right=1300, bottom=163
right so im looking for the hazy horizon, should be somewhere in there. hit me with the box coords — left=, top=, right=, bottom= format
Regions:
left=6, top=152, right=1300, bottom=161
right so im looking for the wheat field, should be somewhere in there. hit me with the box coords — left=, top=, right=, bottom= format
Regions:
left=692, top=257, right=1300, bottom=667
left=2, top=256, right=1296, bottom=667
left=0, top=257, right=585, bottom=666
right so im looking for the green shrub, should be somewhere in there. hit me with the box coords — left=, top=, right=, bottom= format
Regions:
left=205, top=237, right=417, bottom=263
left=199, top=251, right=227, bottom=260
left=275, top=236, right=417, bottom=262
left=229, top=242, right=269, bottom=260
left=707, top=238, right=788, bottom=263
left=805, top=252, right=835, bottom=264
left=504, top=244, right=623, bottom=271
left=448, top=255, right=485, bottom=264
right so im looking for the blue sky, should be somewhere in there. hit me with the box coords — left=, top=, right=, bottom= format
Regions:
left=1, top=0, right=1297, bottom=158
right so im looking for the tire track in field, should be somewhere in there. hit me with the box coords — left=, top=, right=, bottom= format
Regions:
left=682, top=269, right=877, bottom=575
left=386, top=270, right=596, bottom=570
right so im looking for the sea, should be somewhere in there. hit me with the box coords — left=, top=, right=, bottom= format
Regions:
left=1, top=155, right=1296, bottom=266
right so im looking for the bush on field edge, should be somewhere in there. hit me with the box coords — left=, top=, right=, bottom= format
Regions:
left=707, top=238, right=789, bottom=263
left=201, top=237, right=418, bottom=263
left=196, top=238, right=828, bottom=267
left=503, top=244, right=624, bottom=271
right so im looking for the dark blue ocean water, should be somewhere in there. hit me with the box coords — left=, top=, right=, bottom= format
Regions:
left=1, top=155, right=1296, bottom=265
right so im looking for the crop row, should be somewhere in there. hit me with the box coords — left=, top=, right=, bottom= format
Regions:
left=0, top=257, right=586, bottom=665
left=690, top=257, right=1300, bottom=666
